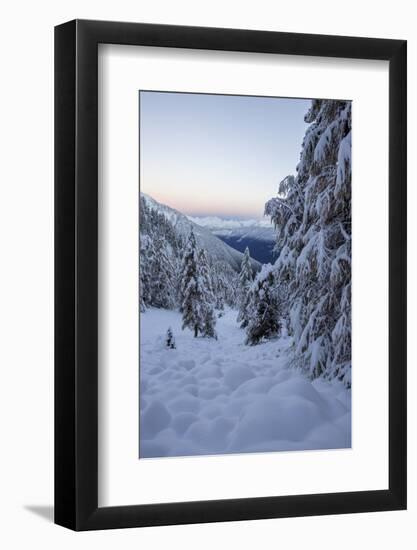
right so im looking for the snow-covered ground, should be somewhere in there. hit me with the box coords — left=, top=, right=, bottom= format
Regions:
left=140, top=308, right=351, bottom=458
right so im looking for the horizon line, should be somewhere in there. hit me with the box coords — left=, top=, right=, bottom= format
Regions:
left=140, top=190, right=271, bottom=220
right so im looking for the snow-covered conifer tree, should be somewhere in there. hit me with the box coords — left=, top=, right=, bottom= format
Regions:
left=216, top=293, right=225, bottom=314
left=139, top=269, right=146, bottom=313
left=197, top=248, right=217, bottom=338
left=211, top=262, right=226, bottom=311
left=265, top=99, right=352, bottom=385
left=180, top=230, right=205, bottom=337
left=201, top=306, right=217, bottom=338
left=197, top=248, right=214, bottom=302
left=152, top=235, right=177, bottom=309
left=139, top=195, right=184, bottom=311
left=139, top=234, right=155, bottom=308
left=211, top=261, right=239, bottom=310
left=237, top=246, right=253, bottom=328
left=245, top=264, right=280, bottom=345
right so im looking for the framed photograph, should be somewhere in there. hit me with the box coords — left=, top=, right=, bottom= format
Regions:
left=55, top=20, right=406, bottom=530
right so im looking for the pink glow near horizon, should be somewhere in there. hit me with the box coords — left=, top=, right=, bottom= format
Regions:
left=142, top=188, right=267, bottom=218
left=140, top=92, right=311, bottom=219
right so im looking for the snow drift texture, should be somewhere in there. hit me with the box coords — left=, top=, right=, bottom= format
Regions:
left=140, top=309, right=350, bottom=458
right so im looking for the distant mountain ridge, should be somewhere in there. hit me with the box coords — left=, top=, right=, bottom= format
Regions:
left=188, top=215, right=276, bottom=264
left=186, top=215, right=272, bottom=230
left=141, top=193, right=261, bottom=272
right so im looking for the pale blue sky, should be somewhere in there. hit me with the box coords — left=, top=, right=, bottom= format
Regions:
left=139, top=91, right=310, bottom=218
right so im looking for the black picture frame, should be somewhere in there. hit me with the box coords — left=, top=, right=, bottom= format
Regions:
left=55, top=19, right=407, bottom=531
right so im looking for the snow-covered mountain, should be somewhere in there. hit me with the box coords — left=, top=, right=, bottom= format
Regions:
left=187, top=216, right=276, bottom=264
left=141, top=193, right=261, bottom=272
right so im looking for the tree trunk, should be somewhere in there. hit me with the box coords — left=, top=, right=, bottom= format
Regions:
left=194, top=326, right=198, bottom=338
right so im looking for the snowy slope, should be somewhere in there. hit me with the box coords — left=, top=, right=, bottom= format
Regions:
left=187, top=215, right=275, bottom=242
left=140, top=308, right=351, bottom=458
left=188, top=215, right=276, bottom=263
left=141, top=193, right=261, bottom=272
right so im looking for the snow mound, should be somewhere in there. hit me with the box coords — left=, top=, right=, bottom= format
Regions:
left=224, top=365, right=255, bottom=390
left=140, top=401, right=171, bottom=440
left=229, top=395, right=323, bottom=450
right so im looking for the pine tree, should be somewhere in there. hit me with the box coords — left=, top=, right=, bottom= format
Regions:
left=180, top=230, right=205, bottom=337
left=224, top=265, right=239, bottom=307
left=197, top=248, right=217, bottom=338
left=151, top=235, right=176, bottom=309
left=139, top=267, right=146, bottom=313
left=211, top=260, right=239, bottom=311
left=139, top=192, right=243, bottom=319
left=212, top=263, right=226, bottom=312
left=139, top=195, right=184, bottom=311
left=216, top=294, right=225, bottom=315
left=245, top=264, right=280, bottom=345
left=265, top=99, right=352, bottom=385
left=201, top=306, right=217, bottom=339
left=237, top=247, right=253, bottom=328
left=139, top=234, right=154, bottom=308
left=197, top=248, right=214, bottom=302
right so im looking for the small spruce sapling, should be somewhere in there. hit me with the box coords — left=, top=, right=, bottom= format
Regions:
left=165, top=327, right=176, bottom=349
